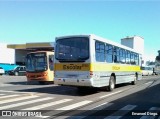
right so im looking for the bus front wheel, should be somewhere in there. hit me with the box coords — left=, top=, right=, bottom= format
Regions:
left=107, top=76, right=115, bottom=91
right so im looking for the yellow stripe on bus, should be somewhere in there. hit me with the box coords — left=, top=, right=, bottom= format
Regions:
left=54, top=63, right=141, bottom=72
left=90, top=63, right=140, bottom=71
left=54, top=63, right=90, bottom=71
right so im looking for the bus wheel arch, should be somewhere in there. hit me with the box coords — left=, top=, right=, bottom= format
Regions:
left=107, top=73, right=116, bottom=91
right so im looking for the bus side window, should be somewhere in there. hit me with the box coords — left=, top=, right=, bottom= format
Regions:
left=49, top=55, right=54, bottom=71
left=120, top=49, right=126, bottom=64
left=135, top=54, right=139, bottom=65
left=126, top=51, right=131, bottom=64
left=105, top=44, right=113, bottom=63
left=113, top=47, right=120, bottom=63
left=131, top=52, right=136, bottom=65
left=95, top=41, right=105, bottom=62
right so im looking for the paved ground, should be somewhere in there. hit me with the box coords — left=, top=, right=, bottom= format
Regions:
left=0, top=75, right=160, bottom=119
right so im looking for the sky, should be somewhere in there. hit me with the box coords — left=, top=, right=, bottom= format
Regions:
left=0, top=0, right=160, bottom=61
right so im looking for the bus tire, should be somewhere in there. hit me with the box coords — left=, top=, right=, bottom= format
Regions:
left=107, top=76, right=115, bottom=91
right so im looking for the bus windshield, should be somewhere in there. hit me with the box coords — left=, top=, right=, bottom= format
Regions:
left=26, top=53, right=47, bottom=72
left=55, top=37, right=89, bottom=62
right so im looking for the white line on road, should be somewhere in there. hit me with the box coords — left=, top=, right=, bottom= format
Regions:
left=22, top=99, right=72, bottom=110
left=104, top=105, right=137, bottom=119
left=37, top=100, right=92, bottom=119
left=35, top=115, right=51, bottom=118
left=0, top=97, right=53, bottom=110
left=0, top=90, right=19, bottom=93
left=0, top=94, right=5, bottom=96
left=92, top=102, right=113, bottom=110
left=0, top=95, right=39, bottom=104
left=52, top=100, right=93, bottom=119
left=140, top=107, right=160, bottom=119
left=56, top=100, right=92, bottom=110
left=67, top=102, right=113, bottom=119
left=0, top=94, right=19, bottom=99
left=0, top=90, right=34, bottom=94
left=145, top=81, right=153, bottom=85
left=100, top=90, right=123, bottom=99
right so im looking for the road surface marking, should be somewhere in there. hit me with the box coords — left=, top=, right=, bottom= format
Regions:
left=0, top=90, right=34, bottom=94
left=0, top=90, right=19, bottom=93
left=56, top=100, right=92, bottom=110
left=145, top=81, right=153, bottom=85
left=51, top=100, right=93, bottom=118
left=0, top=95, right=39, bottom=104
left=68, top=102, right=113, bottom=119
left=104, top=105, right=137, bottom=119
left=0, top=94, right=19, bottom=99
left=35, top=115, right=50, bottom=118
left=100, top=90, right=123, bottom=99
left=92, top=102, right=113, bottom=110
left=22, top=99, right=72, bottom=110
left=0, top=94, right=5, bottom=96
left=140, top=107, right=160, bottom=119
left=0, top=97, right=53, bottom=110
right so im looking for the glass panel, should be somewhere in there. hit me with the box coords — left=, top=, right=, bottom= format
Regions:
left=105, top=44, right=113, bottom=63
left=126, top=51, right=131, bottom=64
left=55, top=37, right=89, bottom=61
left=113, top=47, right=120, bottom=63
left=95, top=41, right=105, bottom=62
left=120, top=49, right=126, bottom=64
left=131, top=52, right=135, bottom=65
left=49, top=55, right=54, bottom=71
left=26, top=53, right=47, bottom=72
left=135, top=54, right=139, bottom=65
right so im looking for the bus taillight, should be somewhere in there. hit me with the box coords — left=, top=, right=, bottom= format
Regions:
left=90, top=71, right=93, bottom=77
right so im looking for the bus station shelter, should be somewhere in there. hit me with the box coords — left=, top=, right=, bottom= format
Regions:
left=7, top=42, right=54, bottom=65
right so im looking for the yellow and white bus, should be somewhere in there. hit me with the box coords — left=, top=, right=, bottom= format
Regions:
left=54, top=34, right=142, bottom=91
left=26, top=51, right=54, bottom=84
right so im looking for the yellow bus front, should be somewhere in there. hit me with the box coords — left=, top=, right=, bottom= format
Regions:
left=26, top=51, right=54, bottom=84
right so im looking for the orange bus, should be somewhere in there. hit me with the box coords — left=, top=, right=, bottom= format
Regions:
left=26, top=51, right=54, bottom=84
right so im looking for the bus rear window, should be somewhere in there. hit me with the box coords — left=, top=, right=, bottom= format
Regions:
left=55, top=37, right=89, bottom=62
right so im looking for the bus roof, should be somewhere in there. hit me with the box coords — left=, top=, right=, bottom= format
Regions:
left=56, top=34, right=141, bottom=54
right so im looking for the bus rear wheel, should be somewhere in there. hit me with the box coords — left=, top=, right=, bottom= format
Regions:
left=107, top=76, right=115, bottom=91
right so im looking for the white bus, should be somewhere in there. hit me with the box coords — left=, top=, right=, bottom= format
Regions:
left=54, top=34, right=142, bottom=91
left=141, top=66, right=153, bottom=76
